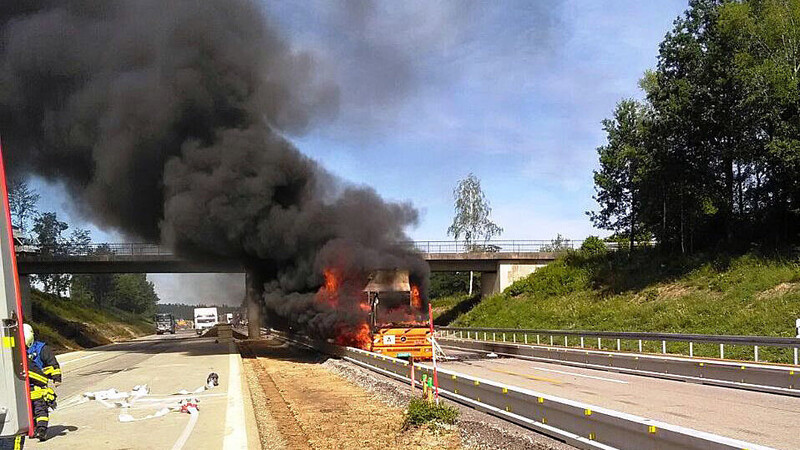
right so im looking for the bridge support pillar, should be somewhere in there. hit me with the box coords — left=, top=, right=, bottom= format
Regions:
left=20, top=275, right=32, bottom=319
left=480, top=262, right=548, bottom=297
left=246, top=270, right=263, bottom=339
left=480, top=272, right=499, bottom=297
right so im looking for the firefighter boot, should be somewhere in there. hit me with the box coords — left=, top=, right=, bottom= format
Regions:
left=32, top=427, right=47, bottom=442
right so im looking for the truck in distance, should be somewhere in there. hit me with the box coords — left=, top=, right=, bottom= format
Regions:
left=193, top=307, right=218, bottom=335
left=155, top=313, right=176, bottom=335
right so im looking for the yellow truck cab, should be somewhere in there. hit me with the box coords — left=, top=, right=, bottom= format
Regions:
left=364, top=270, right=432, bottom=360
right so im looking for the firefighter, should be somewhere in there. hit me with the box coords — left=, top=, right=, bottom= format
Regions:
left=23, top=324, right=60, bottom=441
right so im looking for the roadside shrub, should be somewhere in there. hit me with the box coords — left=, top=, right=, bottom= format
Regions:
left=403, top=398, right=459, bottom=428
left=580, top=236, right=607, bottom=256
left=504, top=259, right=588, bottom=297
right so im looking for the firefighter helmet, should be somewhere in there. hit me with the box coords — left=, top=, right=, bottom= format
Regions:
left=23, top=323, right=34, bottom=346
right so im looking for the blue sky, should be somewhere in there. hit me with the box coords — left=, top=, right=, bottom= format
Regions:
left=265, top=0, right=688, bottom=240
left=28, top=1, right=689, bottom=303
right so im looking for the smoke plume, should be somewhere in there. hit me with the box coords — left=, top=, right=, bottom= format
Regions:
left=0, top=0, right=428, bottom=339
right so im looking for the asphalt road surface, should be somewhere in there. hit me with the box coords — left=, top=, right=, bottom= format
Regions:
left=25, top=331, right=258, bottom=450
left=440, top=348, right=800, bottom=449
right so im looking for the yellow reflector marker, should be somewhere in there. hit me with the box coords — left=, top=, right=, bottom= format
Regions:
left=505, top=405, right=511, bottom=412
left=699, top=362, right=704, bottom=367
left=648, top=425, right=657, bottom=434
left=2, top=336, right=14, bottom=348
left=452, top=375, right=457, bottom=380
left=537, top=397, right=544, bottom=404
left=741, top=366, right=745, bottom=370
left=454, top=389, right=458, bottom=394
left=474, top=380, right=480, bottom=386
left=790, top=371, right=795, bottom=375
left=541, top=417, right=547, bottom=424
left=584, top=409, right=592, bottom=416
left=502, top=388, right=508, bottom=394
left=588, top=432, right=596, bottom=440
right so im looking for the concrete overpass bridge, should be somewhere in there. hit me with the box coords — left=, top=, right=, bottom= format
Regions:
left=15, top=240, right=565, bottom=337
left=15, top=240, right=566, bottom=295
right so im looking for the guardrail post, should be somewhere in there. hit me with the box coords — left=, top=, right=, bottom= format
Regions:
left=720, top=343, right=725, bottom=359
left=616, top=339, right=621, bottom=351
left=512, top=334, right=516, bottom=343
left=597, top=337, right=601, bottom=349
left=493, top=332, right=496, bottom=341
left=550, top=335, right=554, bottom=346
left=502, top=333, right=506, bottom=342
left=754, top=345, right=759, bottom=362
left=580, top=336, right=584, bottom=348
left=524, top=334, right=528, bottom=345
left=689, top=342, right=693, bottom=357
left=460, top=331, right=463, bottom=339
left=536, top=335, right=540, bottom=345
left=638, top=340, right=643, bottom=353
left=662, top=340, right=667, bottom=354
left=484, top=332, right=487, bottom=341
left=795, top=348, right=798, bottom=366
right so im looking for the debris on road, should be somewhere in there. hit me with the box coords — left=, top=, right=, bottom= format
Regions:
left=82, top=377, right=218, bottom=423
left=207, top=372, right=219, bottom=387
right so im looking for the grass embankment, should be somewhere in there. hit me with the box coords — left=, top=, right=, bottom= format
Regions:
left=430, top=294, right=480, bottom=325
left=31, top=289, right=153, bottom=352
left=441, top=250, right=800, bottom=361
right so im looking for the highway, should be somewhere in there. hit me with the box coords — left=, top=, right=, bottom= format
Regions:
left=25, top=331, right=258, bottom=449
left=439, top=346, right=800, bottom=449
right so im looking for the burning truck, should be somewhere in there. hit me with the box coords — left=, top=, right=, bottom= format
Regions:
left=314, top=267, right=432, bottom=360
left=364, top=270, right=433, bottom=360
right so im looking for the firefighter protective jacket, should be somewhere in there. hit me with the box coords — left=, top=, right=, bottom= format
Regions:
left=27, top=341, right=61, bottom=383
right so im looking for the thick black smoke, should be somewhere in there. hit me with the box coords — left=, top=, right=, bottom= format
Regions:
left=0, top=1, right=428, bottom=338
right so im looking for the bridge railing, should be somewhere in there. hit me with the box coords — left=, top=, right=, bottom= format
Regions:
left=17, top=243, right=174, bottom=258
left=18, top=239, right=647, bottom=258
left=406, top=240, right=586, bottom=253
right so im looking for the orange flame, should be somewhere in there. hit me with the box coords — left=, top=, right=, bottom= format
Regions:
left=335, top=322, right=372, bottom=349
left=410, top=284, right=422, bottom=310
left=318, top=268, right=341, bottom=307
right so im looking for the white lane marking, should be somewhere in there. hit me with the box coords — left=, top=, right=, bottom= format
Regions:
left=530, top=366, right=628, bottom=384
left=60, top=352, right=106, bottom=365
left=171, top=411, right=200, bottom=450
left=223, top=342, right=248, bottom=449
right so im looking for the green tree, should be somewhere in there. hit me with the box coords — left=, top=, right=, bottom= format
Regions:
left=109, top=274, right=159, bottom=315
left=8, top=178, right=39, bottom=235
left=590, top=99, right=650, bottom=251
left=447, top=173, right=502, bottom=295
left=593, top=0, right=800, bottom=252
left=429, top=272, right=473, bottom=298
left=69, top=228, right=91, bottom=254
left=447, top=173, right=503, bottom=248
left=719, top=0, right=800, bottom=245
left=32, top=212, right=70, bottom=295
left=71, top=244, right=117, bottom=308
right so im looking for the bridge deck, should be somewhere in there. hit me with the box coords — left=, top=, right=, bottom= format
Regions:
left=16, top=249, right=557, bottom=274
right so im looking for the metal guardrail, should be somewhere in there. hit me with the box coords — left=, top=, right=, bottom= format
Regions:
left=273, top=331, right=769, bottom=450
left=437, top=328, right=800, bottom=397
left=438, top=327, right=800, bottom=364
